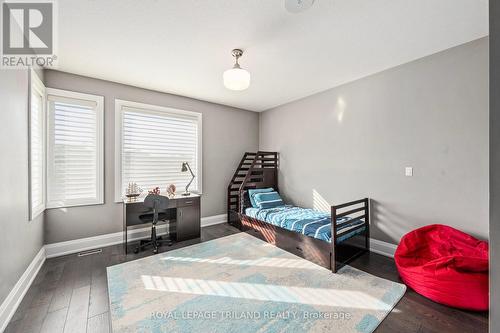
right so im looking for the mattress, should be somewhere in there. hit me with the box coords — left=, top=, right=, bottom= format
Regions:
left=245, top=205, right=366, bottom=244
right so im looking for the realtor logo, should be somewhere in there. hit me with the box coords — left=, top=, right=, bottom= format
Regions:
left=1, top=0, right=57, bottom=68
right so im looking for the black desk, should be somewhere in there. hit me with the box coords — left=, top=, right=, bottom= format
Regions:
left=122, top=194, right=200, bottom=253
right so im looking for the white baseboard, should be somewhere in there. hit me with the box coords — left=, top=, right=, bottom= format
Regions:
left=201, top=214, right=227, bottom=227
left=45, top=224, right=169, bottom=259
left=370, top=238, right=397, bottom=258
left=45, top=214, right=228, bottom=259
left=0, top=247, right=46, bottom=333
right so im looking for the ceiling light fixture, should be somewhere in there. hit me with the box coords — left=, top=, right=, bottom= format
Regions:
left=285, top=0, right=315, bottom=13
left=223, top=49, right=250, bottom=91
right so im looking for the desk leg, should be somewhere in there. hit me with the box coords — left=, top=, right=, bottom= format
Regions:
left=124, top=226, right=128, bottom=254
left=123, top=203, right=128, bottom=254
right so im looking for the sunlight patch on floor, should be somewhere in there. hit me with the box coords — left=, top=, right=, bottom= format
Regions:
left=159, top=256, right=323, bottom=270
left=141, top=275, right=393, bottom=310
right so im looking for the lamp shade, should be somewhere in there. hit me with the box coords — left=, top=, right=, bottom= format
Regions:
left=223, top=67, right=251, bottom=91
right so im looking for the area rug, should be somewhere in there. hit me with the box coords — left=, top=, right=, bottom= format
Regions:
left=107, top=232, right=406, bottom=333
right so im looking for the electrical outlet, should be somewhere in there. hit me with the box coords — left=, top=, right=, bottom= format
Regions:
left=405, top=167, right=413, bottom=177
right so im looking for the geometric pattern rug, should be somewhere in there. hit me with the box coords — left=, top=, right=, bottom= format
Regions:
left=107, top=232, right=406, bottom=333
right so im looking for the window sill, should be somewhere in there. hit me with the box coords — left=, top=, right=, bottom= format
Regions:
left=46, top=200, right=105, bottom=210
left=29, top=206, right=45, bottom=221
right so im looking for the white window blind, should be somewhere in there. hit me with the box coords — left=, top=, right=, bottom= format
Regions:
left=29, top=70, right=46, bottom=220
left=47, top=89, right=104, bottom=208
left=115, top=100, right=202, bottom=200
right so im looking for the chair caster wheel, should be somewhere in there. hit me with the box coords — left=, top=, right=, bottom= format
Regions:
left=153, top=248, right=158, bottom=254
left=134, top=247, right=139, bottom=254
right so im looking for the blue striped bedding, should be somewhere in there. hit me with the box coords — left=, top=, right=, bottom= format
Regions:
left=245, top=205, right=366, bottom=244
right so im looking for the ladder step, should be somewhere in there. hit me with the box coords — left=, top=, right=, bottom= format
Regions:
left=249, top=179, right=263, bottom=183
left=255, top=163, right=276, bottom=166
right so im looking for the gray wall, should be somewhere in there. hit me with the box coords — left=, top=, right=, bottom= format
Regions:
left=490, top=1, right=499, bottom=330
left=44, top=70, right=259, bottom=244
left=259, top=38, right=489, bottom=244
left=0, top=69, right=45, bottom=305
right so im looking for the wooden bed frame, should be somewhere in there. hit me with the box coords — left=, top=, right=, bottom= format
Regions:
left=227, top=151, right=370, bottom=273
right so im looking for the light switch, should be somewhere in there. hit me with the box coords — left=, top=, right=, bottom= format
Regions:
left=405, top=167, right=413, bottom=177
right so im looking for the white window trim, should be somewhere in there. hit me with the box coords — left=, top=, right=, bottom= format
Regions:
left=46, top=88, right=105, bottom=209
left=29, top=68, right=46, bottom=220
left=114, top=99, right=203, bottom=202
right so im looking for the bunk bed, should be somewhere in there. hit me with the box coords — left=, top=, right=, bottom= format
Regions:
left=227, top=151, right=370, bottom=273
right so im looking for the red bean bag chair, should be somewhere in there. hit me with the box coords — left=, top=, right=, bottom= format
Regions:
left=394, top=224, right=488, bottom=311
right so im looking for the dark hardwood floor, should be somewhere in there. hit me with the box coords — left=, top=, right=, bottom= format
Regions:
left=5, top=223, right=488, bottom=333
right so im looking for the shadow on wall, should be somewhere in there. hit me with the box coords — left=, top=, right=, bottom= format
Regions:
left=280, top=188, right=412, bottom=245
left=313, top=189, right=330, bottom=213
left=277, top=168, right=295, bottom=203
left=370, top=199, right=414, bottom=243
left=312, top=190, right=404, bottom=244
left=311, top=190, right=412, bottom=244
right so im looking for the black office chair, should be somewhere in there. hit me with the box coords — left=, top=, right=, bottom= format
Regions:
left=134, top=194, right=173, bottom=254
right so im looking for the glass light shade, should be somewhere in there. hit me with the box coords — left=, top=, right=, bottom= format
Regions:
left=223, top=67, right=251, bottom=91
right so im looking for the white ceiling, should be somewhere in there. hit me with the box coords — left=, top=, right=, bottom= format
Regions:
left=55, top=0, right=488, bottom=112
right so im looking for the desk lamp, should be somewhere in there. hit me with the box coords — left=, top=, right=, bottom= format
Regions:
left=181, top=162, right=195, bottom=196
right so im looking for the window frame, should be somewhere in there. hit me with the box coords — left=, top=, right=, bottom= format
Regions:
left=114, top=99, right=203, bottom=202
left=45, top=88, right=105, bottom=209
left=29, top=69, right=46, bottom=220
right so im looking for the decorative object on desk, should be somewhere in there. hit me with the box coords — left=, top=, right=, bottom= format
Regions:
left=148, top=187, right=161, bottom=195
left=167, top=184, right=176, bottom=198
left=181, top=162, right=195, bottom=196
left=125, top=182, right=143, bottom=201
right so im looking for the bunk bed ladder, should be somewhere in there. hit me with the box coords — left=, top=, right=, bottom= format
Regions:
left=227, top=152, right=257, bottom=225
left=238, top=151, right=278, bottom=192
left=227, top=151, right=278, bottom=226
